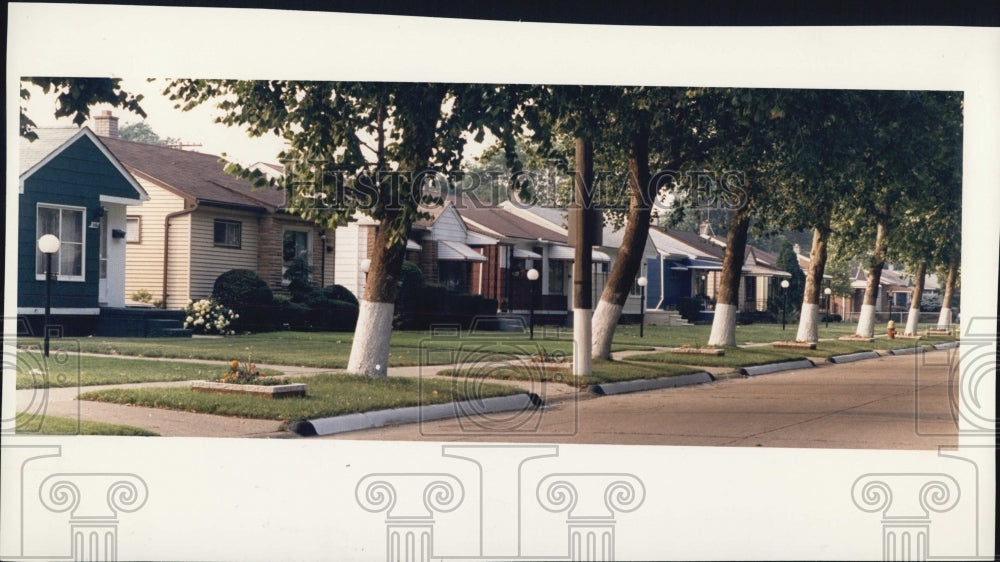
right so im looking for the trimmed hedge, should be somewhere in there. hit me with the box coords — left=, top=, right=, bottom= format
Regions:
left=395, top=284, right=498, bottom=330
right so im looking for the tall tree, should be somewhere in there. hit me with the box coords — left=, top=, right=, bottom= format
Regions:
left=591, top=87, right=702, bottom=358
left=751, top=91, right=862, bottom=342
left=833, top=91, right=960, bottom=338
left=118, top=121, right=180, bottom=146
left=684, top=88, right=794, bottom=347
left=20, top=77, right=145, bottom=140
left=163, top=80, right=522, bottom=376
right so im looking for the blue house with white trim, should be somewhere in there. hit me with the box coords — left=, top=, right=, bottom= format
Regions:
left=18, top=127, right=149, bottom=335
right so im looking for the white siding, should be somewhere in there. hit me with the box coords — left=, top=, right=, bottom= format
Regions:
left=425, top=206, right=467, bottom=242
left=124, top=180, right=186, bottom=305
left=188, top=208, right=259, bottom=304
left=334, top=222, right=367, bottom=298
left=165, top=213, right=191, bottom=309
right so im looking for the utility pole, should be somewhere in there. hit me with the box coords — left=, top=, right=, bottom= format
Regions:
left=571, top=138, right=596, bottom=377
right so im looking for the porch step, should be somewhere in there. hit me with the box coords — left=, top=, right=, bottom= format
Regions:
left=94, top=308, right=191, bottom=337
left=643, top=309, right=693, bottom=327
left=147, top=318, right=189, bottom=337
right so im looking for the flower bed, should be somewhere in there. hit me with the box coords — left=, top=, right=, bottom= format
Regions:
left=191, top=351, right=306, bottom=398
left=191, top=380, right=306, bottom=398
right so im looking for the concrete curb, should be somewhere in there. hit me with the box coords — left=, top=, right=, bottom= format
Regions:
left=933, top=341, right=960, bottom=350
left=588, top=372, right=714, bottom=396
left=828, top=351, right=882, bottom=364
left=739, top=359, right=815, bottom=377
left=888, top=346, right=927, bottom=356
left=289, top=393, right=541, bottom=436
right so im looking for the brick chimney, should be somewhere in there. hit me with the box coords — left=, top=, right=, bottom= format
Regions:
left=699, top=220, right=712, bottom=237
left=93, top=110, right=119, bottom=138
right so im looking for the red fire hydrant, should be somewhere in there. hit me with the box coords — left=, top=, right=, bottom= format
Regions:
left=887, top=320, right=896, bottom=339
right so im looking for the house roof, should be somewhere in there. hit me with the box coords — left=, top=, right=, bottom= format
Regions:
left=457, top=204, right=568, bottom=244
left=20, top=127, right=148, bottom=202
left=658, top=228, right=727, bottom=260
left=100, top=136, right=287, bottom=212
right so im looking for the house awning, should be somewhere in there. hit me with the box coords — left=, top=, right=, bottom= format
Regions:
left=548, top=245, right=611, bottom=263
left=406, top=239, right=422, bottom=251
left=438, top=240, right=488, bottom=262
left=513, top=248, right=543, bottom=259
left=686, top=258, right=724, bottom=270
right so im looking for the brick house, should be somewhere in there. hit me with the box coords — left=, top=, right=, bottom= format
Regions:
left=93, top=112, right=333, bottom=309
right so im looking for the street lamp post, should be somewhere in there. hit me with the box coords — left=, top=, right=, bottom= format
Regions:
left=38, top=234, right=61, bottom=357
left=780, top=279, right=790, bottom=331
left=824, top=287, right=832, bottom=329
left=637, top=276, right=648, bottom=338
left=526, top=268, right=539, bottom=340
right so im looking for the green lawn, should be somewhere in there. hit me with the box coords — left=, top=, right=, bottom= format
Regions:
left=15, top=412, right=158, bottom=436
left=79, top=373, right=525, bottom=423
left=18, top=323, right=955, bottom=374
left=19, top=330, right=648, bottom=369
left=631, top=346, right=809, bottom=368
left=438, top=358, right=702, bottom=387
left=14, top=354, right=283, bottom=389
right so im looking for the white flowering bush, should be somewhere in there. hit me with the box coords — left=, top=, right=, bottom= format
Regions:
left=183, top=298, right=238, bottom=335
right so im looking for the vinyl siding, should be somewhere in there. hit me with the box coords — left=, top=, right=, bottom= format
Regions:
left=165, top=213, right=192, bottom=309
left=425, top=206, right=466, bottom=242
left=123, top=179, right=186, bottom=305
left=334, top=222, right=367, bottom=298
left=18, top=137, right=125, bottom=311
left=188, top=208, right=260, bottom=304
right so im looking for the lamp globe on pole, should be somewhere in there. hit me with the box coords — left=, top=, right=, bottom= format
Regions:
left=38, top=234, right=61, bottom=357
left=637, top=276, right=648, bottom=338
left=779, top=279, right=790, bottom=331
left=526, top=268, right=539, bottom=339
left=824, top=287, right=832, bottom=329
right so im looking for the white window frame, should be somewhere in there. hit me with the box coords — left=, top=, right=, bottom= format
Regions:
left=126, top=216, right=141, bottom=243
left=36, top=203, right=86, bottom=282
left=282, top=227, right=312, bottom=285
left=213, top=219, right=242, bottom=248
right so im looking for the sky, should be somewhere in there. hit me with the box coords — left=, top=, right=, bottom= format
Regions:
left=22, top=77, right=493, bottom=168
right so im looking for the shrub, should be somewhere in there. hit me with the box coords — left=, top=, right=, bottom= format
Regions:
left=322, top=284, right=359, bottom=307
left=183, top=298, right=237, bottom=335
left=676, top=297, right=703, bottom=322
left=213, top=269, right=274, bottom=309
left=283, top=256, right=314, bottom=302
left=394, top=283, right=498, bottom=330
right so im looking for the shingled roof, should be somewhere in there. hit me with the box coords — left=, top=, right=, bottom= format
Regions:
left=100, top=136, right=286, bottom=212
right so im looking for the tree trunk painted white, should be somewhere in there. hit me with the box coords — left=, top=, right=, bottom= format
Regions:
left=346, top=300, right=394, bottom=377
left=904, top=307, right=921, bottom=335
left=936, top=307, right=953, bottom=331
left=573, top=308, right=593, bottom=377
left=591, top=300, right=623, bottom=359
left=707, top=303, right=737, bottom=346
left=856, top=304, right=877, bottom=338
left=795, top=302, right=820, bottom=343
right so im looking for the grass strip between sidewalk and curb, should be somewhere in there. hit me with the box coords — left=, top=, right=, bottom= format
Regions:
left=78, top=373, right=524, bottom=425
left=15, top=354, right=283, bottom=389
left=437, top=358, right=704, bottom=387
left=15, top=412, right=159, bottom=436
